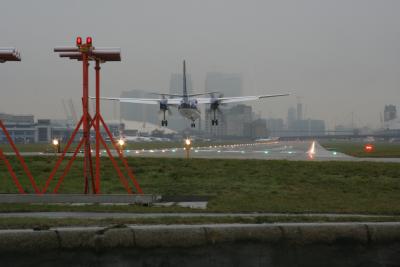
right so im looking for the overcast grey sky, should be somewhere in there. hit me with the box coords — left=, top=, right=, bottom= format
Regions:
left=0, top=0, right=399, bottom=129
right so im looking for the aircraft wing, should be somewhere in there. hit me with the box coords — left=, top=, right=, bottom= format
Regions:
left=95, top=97, right=182, bottom=105
left=196, top=93, right=289, bottom=104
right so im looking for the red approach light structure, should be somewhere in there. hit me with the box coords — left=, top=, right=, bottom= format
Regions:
left=364, top=144, right=374, bottom=153
left=0, top=48, right=40, bottom=194
left=43, top=37, right=142, bottom=194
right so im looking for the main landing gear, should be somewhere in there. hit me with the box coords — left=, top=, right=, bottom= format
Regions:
left=211, top=108, right=219, bottom=126
left=211, top=119, right=218, bottom=126
left=161, top=108, right=168, bottom=127
left=191, top=122, right=196, bottom=128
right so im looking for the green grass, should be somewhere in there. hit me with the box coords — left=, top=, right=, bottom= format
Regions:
left=1, top=157, right=400, bottom=214
left=320, top=141, right=400, bottom=158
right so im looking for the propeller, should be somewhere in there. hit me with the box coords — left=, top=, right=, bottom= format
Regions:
left=209, top=92, right=225, bottom=114
left=158, top=96, right=172, bottom=115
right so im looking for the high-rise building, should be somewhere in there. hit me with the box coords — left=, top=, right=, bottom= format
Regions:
left=266, top=118, right=284, bottom=136
left=244, top=119, right=268, bottom=138
left=297, top=102, right=303, bottom=121
left=287, top=107, right=296, bottom=129
left=205, top=104, right=252, bottom=138
left=225, top=105, right=253, bottom=137
left=205, top=110, right=226, bottom=137
left=205, top=72, right=242, bottom=97
left=384, top=105, right=397, bottom=122
left=120, top=90, right=159, bottom=125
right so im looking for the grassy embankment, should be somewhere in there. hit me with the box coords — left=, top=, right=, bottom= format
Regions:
left=0, top=156, right=400, bottom=215
left=320, top=141, right=400, bottom=158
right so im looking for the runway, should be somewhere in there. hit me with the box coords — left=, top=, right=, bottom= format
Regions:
left=117, top=140, right=400, bottom=162
left=14, top=140, right=400, bottom=162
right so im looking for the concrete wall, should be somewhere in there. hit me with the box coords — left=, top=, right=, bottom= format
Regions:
left=0, top=223, right=399, bottom=266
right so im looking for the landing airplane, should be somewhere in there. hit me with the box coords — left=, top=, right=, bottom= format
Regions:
left=98, top=61, right=289, bottom=128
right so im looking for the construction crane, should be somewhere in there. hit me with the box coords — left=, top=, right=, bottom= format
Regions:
left=68, top=99, right=78, bottom=125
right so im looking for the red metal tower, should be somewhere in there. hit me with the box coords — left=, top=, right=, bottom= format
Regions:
left=0, top=48, right=40, bottom=194
left=42, top=37, right=142, bottom=194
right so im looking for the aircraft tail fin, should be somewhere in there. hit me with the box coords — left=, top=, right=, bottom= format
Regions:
left=183, top=60, right=188, bottom=99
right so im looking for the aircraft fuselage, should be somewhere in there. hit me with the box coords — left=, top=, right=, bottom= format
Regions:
left=178, top=105, right=201, bottom=122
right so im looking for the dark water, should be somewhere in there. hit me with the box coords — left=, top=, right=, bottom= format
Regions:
left=2, top=242, right=400, bottom=267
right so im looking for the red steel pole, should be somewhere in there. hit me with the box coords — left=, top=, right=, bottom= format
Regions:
left=42, top=117, right=83, bottom=193
left=0, top=120, right=39, bottom=193
left=100, top=116, right=143, bottom=194
left=82, top=52, right=89, bottom=194
left=95, top=59, right=101, bottom=194
left=0, top=148, right=25, bottom=194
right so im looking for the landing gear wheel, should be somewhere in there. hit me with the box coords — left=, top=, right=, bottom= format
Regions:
left=211, top=120, right=215, bottom=126
left=191, top=123, right=195, bottom=128
left=215, top=119, right=218, bottom=126
left=161, top=120, right=168, bottom=127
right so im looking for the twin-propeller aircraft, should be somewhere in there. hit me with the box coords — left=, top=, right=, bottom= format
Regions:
left=98, top=61, right=289, bottom=128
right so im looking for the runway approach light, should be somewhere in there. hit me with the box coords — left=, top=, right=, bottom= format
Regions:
left=117, top=138, right=125, bottom=147
left=364, top=144, right=374, bottom=153
left=52, top=138, right=61, bottom=154
left=185, top=139, right=191, bottom=146
left=307, top=141, right=316, bottom=159
left=52, top=139, right=59, bottom=146
left=184, top=138, right=192, bottom=159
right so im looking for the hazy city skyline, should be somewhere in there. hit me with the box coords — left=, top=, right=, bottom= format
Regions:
left=0, top=0, right=399, bottom=129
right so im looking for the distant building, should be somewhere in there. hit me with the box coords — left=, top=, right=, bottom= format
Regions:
left=225, top=105, right=253, bottom=137
left=120, top=90, right=159, bottom=125
left=203, top=72, right=243, bottom=134
left=289, top=119, right=325, bottom=136
left=297, top=102, right=303, bottom=121
left=287, top=107, right=296, bottom=129
left=205, top=110, right=226, bottom=137
left=266, top=118, right=285, bottom=136
left=244, top=119, right=268, bottom=138
left=384, top=105, right=397, bottom=122
left=0, top=113, right=35, bottom=143
left=0, top=112, right=147, bottom=144
left=205, top=72, right=242, bottom=97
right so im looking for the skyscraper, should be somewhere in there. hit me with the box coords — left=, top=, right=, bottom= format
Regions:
left=297, top=102, right=303, bottom=121
left=287, top=107, right=296, bottom=129
left=205, top=72, right=242, bottom=97
left=384, top=105, right=397, bottom=122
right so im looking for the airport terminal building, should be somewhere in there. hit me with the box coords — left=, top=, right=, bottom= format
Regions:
left=0, top=113, right=122, bottom=144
